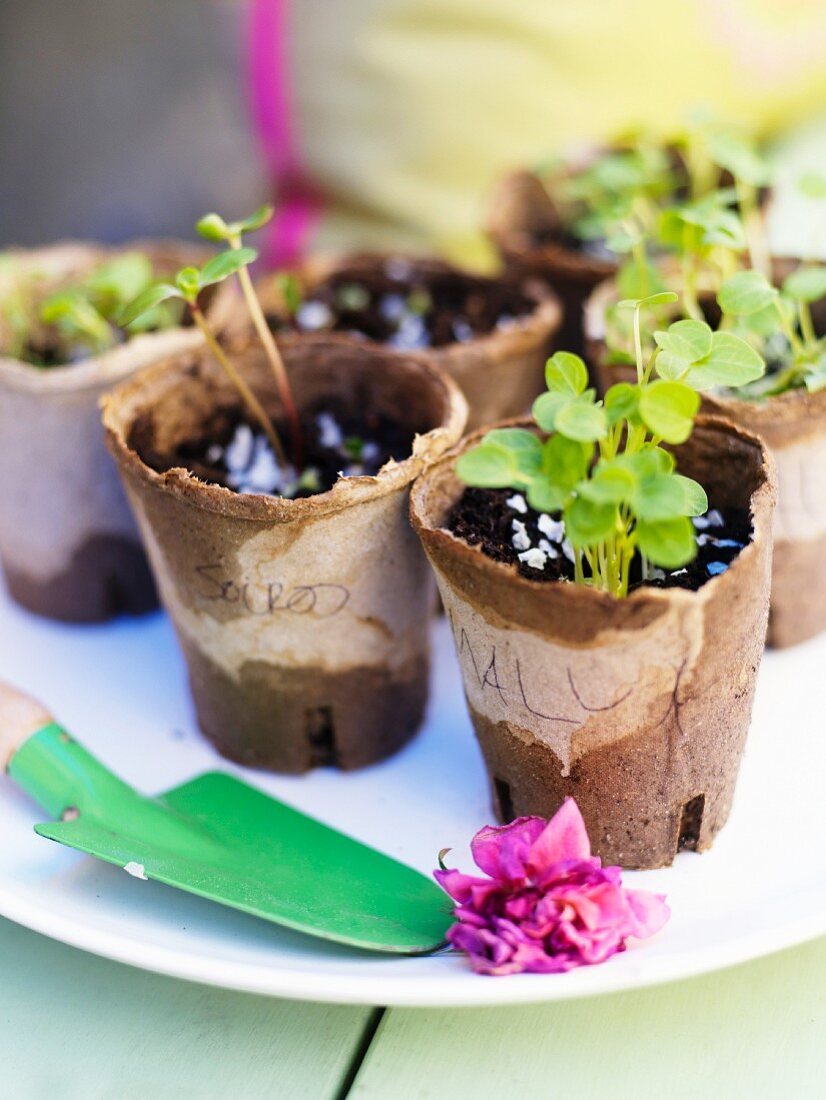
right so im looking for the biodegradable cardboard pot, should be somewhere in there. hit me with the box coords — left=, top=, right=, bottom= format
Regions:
left=584, top=266, right=826, bottom=648
left=410, top=417, right=776, bottom=869
left=103, top=339, right=467, bottom=773
left=0, top=241, right=235, bottom=622
left=487, top=171, right=616, bottom=357
left=250, top=253, right=561, bottom=432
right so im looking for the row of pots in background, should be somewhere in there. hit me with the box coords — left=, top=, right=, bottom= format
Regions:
left=0, top=242, right=561, bottom=625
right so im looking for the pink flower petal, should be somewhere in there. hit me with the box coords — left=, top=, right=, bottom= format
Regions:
left=470, top=816, right=546, bottom=882
left=527, top=798, right=592, bottom=875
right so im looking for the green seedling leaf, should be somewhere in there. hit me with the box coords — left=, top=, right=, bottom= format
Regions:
left=578, top=461, right=636, bottom=505
left=782, top=265, right=826, bottom=305
left=532, top=390, right=571, bottom=432
left=526, top=479, right=567, bottom=513
left=544, top=351, right=589, bottom=396
left=554, top=395, right=609, bottom=442
left=564, top=496, right=618, bottom=547
left=717, top=270, right=777, bottom=316
left=604, top=382, right=639, bottom=425
left=277, top=272, right=303, bottom=315
left=804, top=352, right=826, bottom=393
left=484, top=429, right=543, bottom=481
left=175, top=267, right=202, bottom=302
left=118, top=283, right=181, bottom=328
left=654, top=319, right=712, bottom=363
left=540, top=433, right=590, bottom=491
left=200, top=247, right=258, bottom=287
left=615, top=445, right=675, bottom=478
left=687, top=331, right=765, bottom=389
left=196, top=213, right=232, bottom=242
left=84, top=253, right=155, bottom=313
left=237, top=204, right=275, bottom=234
left=617, top=291, right=679, bottom=310
left=708, top=132, right=772, bottom=187
left=638, top=380, right=699, bottom=443
left=456, top=440, right=518, bottom=488
left=635, top=516, right=697, bottom=568
left=633, top=472, right=708, bottom=521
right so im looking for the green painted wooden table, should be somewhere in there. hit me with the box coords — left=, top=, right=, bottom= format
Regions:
left=1, top=917, right=823, bottom=1099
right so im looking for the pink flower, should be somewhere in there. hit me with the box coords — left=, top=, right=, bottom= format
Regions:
left=434, top=798, right=669, bottom=976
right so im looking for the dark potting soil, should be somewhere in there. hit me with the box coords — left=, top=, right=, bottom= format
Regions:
left=447, top=487, right=751, bottom=593
left=136, top=400, right=418, bottom=499
left=272, top=260, right=535, bottom=350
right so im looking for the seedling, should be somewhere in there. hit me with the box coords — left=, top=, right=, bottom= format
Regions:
left=457, top=292, right=764, bottom=597
left=119, top=247, right=289, bottom=468
left=196, top=206, right=302, bottom=467
left=716, top=267, right=826, bottom=395
left=0, top=251, right=180, bottom=366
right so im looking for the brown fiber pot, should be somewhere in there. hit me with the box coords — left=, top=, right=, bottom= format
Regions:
left=487, top=171, right=616, bottom=358
left=0, top=240, right=235, bottom=622
left=410, top=417, right=776, bottom=868
left=584, top=267, right=826, bottom=648
left=103, top=339, right=467, bottom=773
left=250, top=253, right=561, bottom=432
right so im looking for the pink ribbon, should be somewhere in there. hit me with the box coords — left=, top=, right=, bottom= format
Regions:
left=247, top=0, right=322, bottom=266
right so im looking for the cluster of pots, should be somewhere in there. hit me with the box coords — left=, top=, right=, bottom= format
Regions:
left=1, top=209, right=800, bottom=869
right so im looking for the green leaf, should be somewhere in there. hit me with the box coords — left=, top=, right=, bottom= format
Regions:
left=456, top=441, right=517, bottom=488
left=484, top=429, right=543, bottom=481
left=782, top=265, right=826, bottom=305
left=175, top=267, right=202, bottom=302
left=604, top=382, right=639, bottom=425
left=633, top=472, right=708, bottom=521
left=804, top=354, right=826, bottom=393
left=196, top=213, right=231, bottom=242
left=84, top=253, right=155, bottom=313
left=554, top=396, right=609, bottom=442
left=638, top=380, right=700, bottom=443
left=708, top=132, right=772, bottom=187
left=544, top=351, right=588, bottom=396
left=617, top=291, right=678, bottom=310
left=654, top=319, right=712, bottom=363
left=615, top=446, right=675, bottom=478
left=237, top=204, right=275, bottom=234
left=635, top=516, right=697, bottom=568
left=717, top=271, right=777, bottom=316
left=199, top=247, right=258, bottom=287
left=277, top=272, right=303, bottom=315
left=526, top=479, right=567, bottom=513
left=118, top=283, right=181, bottom=327
left=532, top=390, right=571, bottom=432
left=687, top=331, right=765, bottom=390
left=540, top=434, right=590, bottom=492
left=578, top=461, right=636, bottom=505
left=564, top=496, right=618, bottom=547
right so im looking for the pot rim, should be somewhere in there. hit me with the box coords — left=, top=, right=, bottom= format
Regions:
left=0, top=239, right=233, bottom=396
left=410, top=413, right=776, bottom=617
left=103, top=337, right=469, bottom=523
left=259, top=251, right=563, bottom=361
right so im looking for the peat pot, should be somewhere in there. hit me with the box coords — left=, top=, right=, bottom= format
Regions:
left=0, top=240, right=234, bottom=622
left=252, top=253, right=561, bottom=432
left=103, top=339, right=466, bottom=773
left=411, top=416, right=776, bottom=868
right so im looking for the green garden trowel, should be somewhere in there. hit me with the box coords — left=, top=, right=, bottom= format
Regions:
left=1, top=682, right=451, bottom=954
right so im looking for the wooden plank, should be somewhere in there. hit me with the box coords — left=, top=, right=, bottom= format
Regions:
left=351, top=937, right=826, bottom=1099
left=0, top=917, right=372, bottom=1100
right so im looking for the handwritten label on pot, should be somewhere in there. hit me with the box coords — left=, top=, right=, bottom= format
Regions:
left=193, top=564, right=350, bottom=618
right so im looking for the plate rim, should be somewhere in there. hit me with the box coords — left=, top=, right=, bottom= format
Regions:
left=2, top=882, right=824, bottom=1006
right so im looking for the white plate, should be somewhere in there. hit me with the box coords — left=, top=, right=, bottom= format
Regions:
left=0, top=585, right=824, bottom=1007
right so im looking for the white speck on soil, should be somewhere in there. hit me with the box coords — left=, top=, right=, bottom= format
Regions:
left=316, top=411, right=343, bottom=448
left=296, top=300, right=333, bottom=332
left=506, top=493, right=527, bottom=514
left=511, top=519, right=531, bottom=551
left=518, top=547, right=548, bottom=570
left=538, top=514, right=565, bottom=542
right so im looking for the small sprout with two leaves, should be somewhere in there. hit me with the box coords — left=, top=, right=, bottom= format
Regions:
left=715, top=266, right=826, bottom=396
left=457, top=292, right=765, bottom=598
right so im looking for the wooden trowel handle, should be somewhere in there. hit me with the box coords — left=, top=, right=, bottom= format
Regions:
left=0, top=681, right=53, bottom=772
